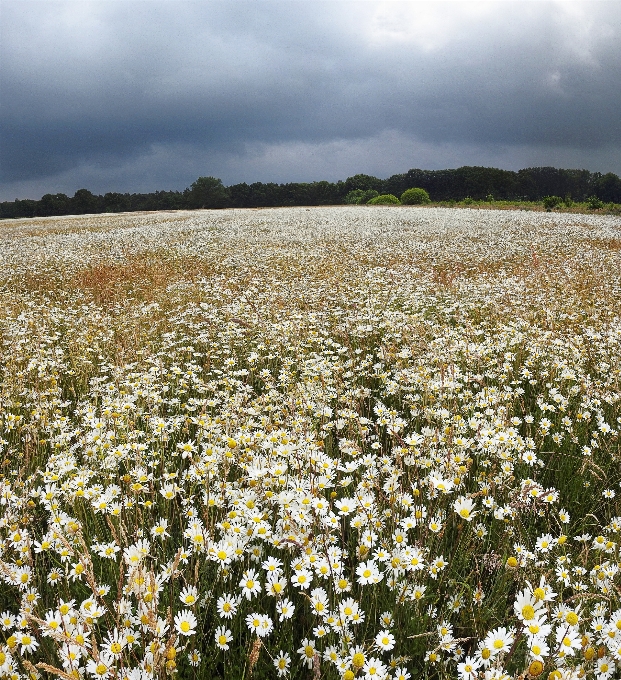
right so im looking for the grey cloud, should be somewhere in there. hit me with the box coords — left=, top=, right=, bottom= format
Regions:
left=1, top=1, right=621, bottom=200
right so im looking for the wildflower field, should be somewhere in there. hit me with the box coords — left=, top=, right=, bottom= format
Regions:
left=2, top=205, right=621, bottom=680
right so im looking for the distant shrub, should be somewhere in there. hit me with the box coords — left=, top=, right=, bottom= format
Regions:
left=367, top=194, right=400, bottom=205
left=345, top=189, right=379, bottom=205
left=462, top=197, right=475, bottom=205
left=564, top=194, right=574, bottom=207
left=586, top=195, right=604, bottom=210
left=401, top=188, right=431, bottom=205
left=543, top=195, right=563, bottom=210
left=486, top=194, right=494, bottom=203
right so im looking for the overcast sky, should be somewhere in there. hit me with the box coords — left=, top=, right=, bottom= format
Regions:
left=1, top=1, right=621, bottom=200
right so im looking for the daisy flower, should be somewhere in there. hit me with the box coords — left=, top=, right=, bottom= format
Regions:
left=528, top=637, right=549, bottom=661
left=363, top=656, right=387, bottom=678
left=262, top=556, right=283, bottom=575
left=85, top=652, right=115, bottom=678
left=217, top=593, right=239, bottom=619
left=274, top=651, right=291, bottom=676
left=18, top=631, right=39, bottom=654
left=277, top=598, right=295, bottom=621
left=596, top=656, right=615, bottom=680
left=483, top=626, right=514, bottom=657
left=239, top=569, right=262, bottom=599
left=215, top=626, right=232, bottom=650
left=394, top=667, right=411, bottom=680
left=291, top=568, right=312, bottom=590
left=453, top=496, right=477, bottom=521
left=298, top=638, right=316, bottom=669
left=555, top=626, right=581, bottom=656
left=513, top=589, right=544, bottom=623
left=457, top=656, right=481, bottom=680
left=356, top=560, right=382, bottom=585
left=179, top=585, right=199, bottom=607
left=188, top=649, right=202, bottom=666
left=174, top=609, right=197, bottom=636
left=375, top=629, right=396, bottom=651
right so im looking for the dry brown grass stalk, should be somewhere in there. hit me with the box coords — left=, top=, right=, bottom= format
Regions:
left=247, top=637, right=262, bottom=677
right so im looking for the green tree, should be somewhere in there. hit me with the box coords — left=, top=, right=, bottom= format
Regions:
left=594, top=173, right=621, bottom=203
left=72, top=189, right=100, bottom=214
left=344, top=174, right=384, bottom=193
left=103, top=192, right=132, bottom=213
left=345, top=189, right=379, bottom=204
left=37, top=193, right=70, bottom=217
left=188, top=177, right=230, bottom=209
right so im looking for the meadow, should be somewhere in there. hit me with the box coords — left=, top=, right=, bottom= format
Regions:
left=1, top=206, right=621, bottom=680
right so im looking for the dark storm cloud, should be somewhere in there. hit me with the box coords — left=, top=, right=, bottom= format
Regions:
left=2, top=1, right=621, bottom=200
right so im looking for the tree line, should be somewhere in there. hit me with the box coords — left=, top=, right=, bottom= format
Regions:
left=2, top=165, right=621, bottom=219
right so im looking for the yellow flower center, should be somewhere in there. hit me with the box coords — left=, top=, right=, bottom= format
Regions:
left=352, top=653, right=365, bottom=668
left=522, top=605, right=536, bottom=620
left=528, top=660, right=544, bottom=676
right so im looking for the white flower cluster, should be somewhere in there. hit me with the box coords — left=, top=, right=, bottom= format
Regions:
left=0, top=206, right=620, bottom=679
